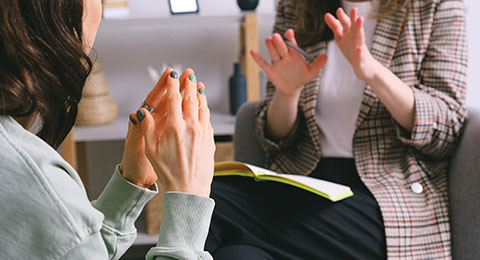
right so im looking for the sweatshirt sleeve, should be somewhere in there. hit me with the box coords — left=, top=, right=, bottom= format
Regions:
left=90, top=165, right=158, bottom=259
left=62, top=171, right=214, bottom=260
left=146, top=192, right=215, bottom=260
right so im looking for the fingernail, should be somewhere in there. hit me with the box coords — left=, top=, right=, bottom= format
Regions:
left=129, top=115, right=137, bottom=125
left=136, top=109, right=145, bottom=121
left=170, top=71, right=178, bottom=79
left=198, top=88, right=206, bottom=95
left=188, top=74, right=197, bottom=82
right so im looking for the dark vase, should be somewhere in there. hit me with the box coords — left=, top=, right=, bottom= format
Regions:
left=229, top=63, right=247, bottom=115
left=237, top=0, right=259, bottom=11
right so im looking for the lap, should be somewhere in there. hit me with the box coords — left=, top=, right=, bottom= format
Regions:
left=205, top=158, right=386, bottom=260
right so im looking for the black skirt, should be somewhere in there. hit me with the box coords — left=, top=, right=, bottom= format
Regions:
left=205, top=158, right=386, bottom=260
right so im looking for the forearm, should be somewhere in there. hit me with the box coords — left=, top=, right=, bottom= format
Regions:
left=366, top=61, right=415, bottom=132
left=266, top=90, right=302, bottom=140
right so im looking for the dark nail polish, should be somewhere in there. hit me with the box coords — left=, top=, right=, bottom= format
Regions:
left=198, top=88, right=206, bottom=95
left=129, top=115, right=137, bottom=125
left=188, top=74, right=197, bottom=82
left=137, top=109, right=145, bottom=121
left=170, top=71, right=178, bottom=79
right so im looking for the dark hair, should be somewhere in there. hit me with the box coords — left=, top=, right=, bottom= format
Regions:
left=292, top=0, right=341, bottom=48
left=0, top=0, right=93, bottom=149
left=292, top=0, right=409, bottom=48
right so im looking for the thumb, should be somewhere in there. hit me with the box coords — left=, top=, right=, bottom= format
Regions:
left=136, top=108, right=156, bottom=152
left=308, top=54, right=328, bottom=75
left=126, top=112, right=144, bottom=143
left=250, top=50, right=271, bottom=75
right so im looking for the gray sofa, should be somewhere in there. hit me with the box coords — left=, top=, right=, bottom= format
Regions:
left=234, top=101, right=480, bottom=259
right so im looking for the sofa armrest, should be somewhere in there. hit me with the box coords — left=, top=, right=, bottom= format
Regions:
left=449, top=107, right=480, bottom=260
left=233, top=101, right=265, bottom=166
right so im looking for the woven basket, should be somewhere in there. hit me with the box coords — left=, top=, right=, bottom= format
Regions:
left=76, top=95, right=118, bottom=125
left=76, top=63, right=118, bottom=126
left=145, top=141, right=234, bottom=234
left=82, top=74, right=109, bottom=97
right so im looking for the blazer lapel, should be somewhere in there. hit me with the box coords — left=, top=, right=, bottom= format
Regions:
left=300, top=41, right=327, bottom=152
left=355, top=6, right=408, bottom=129
left=302, top=41, right=327, bottom=116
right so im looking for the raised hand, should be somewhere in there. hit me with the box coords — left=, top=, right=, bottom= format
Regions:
left=250, top=29, right=327, bottom=98
left=119, top=68, right=178, bottom=188
left=137, top=69, right=215, bottom=197
left=324, top=7, right=380, bottom=82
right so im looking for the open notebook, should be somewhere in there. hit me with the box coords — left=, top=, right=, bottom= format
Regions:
left=214, top=161, right=353, bottom=202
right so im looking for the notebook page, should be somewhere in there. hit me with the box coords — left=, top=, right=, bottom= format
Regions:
left=246, top=163, right=349, bottom=195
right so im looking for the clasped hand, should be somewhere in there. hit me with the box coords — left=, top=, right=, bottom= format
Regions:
left=120, top=68, right=215, bottom=198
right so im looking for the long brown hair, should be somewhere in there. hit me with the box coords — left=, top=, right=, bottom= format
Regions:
left=0, top=0, right=93, bottom=148
left=292, top=0, right=409, bottom=47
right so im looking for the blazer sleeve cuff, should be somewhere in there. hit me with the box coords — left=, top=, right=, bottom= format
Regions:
left=394, top=88, right=438, bottom=147
left=255, top=99, right=303, bottom=153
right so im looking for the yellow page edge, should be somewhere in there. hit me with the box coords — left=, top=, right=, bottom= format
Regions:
left=258, top=175, right=353, bottom=202
left=214, top=170, right=258, bottom=178
left=215, top=170, right=353, bottom=202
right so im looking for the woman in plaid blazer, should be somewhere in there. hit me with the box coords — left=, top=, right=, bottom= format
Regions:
left=206, top=0, right=467, bottom=259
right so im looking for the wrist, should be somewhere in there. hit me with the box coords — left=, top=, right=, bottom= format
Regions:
left=125, top=177, right=154, bottom=189
left=119, top=165, right=156, bottom=188
left=274, top=81, right=304, bottom=98
left=274, top=87, right=302, bottom=102
left=363, top=58, right=384, bottom=86
left=271, top=92, right=301, bottom=114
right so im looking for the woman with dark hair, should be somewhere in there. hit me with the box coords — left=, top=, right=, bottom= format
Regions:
left=0, top=0, right=215, bottom=259
left=206, top=0, right=467, bottom=258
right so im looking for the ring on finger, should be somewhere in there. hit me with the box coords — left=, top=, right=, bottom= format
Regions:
left=140, top=101, right=156, bottom=113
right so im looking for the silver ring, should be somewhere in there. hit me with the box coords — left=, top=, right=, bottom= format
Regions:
left=140, top=101, right=156, bottom=113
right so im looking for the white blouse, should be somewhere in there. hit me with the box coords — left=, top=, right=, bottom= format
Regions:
left=315, top=0, right=379, bottom=158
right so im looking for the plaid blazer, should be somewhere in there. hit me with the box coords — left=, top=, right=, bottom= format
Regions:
left=255, top=0, right=468, bottom=258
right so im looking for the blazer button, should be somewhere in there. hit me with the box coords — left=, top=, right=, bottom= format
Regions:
left=411, top=182, right=423, bottom=194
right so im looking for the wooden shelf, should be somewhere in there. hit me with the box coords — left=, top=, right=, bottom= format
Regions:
left=99, top=13, right=275, bottom=28
left=73, top=112, right=236, bottom=142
